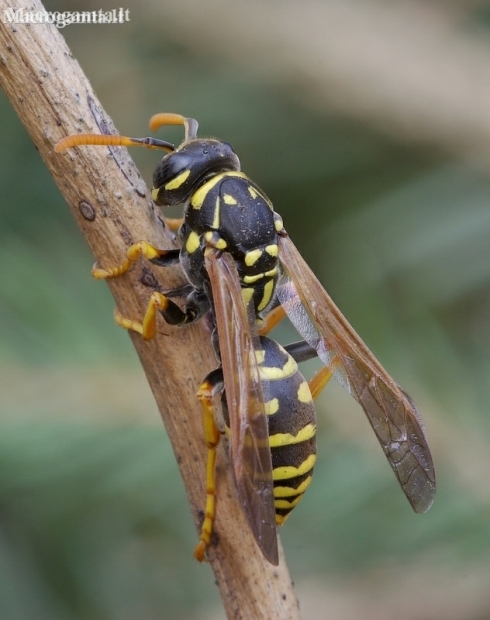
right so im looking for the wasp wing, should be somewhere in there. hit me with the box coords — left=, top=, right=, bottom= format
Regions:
left=204, top=249, right=278, bottom=565
left=277, top=234, right=436, bottom=513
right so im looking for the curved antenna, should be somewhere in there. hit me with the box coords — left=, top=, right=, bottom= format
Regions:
left=149, top=112, right=199, bottom=141
left=55, top=134, right=175, bottom=153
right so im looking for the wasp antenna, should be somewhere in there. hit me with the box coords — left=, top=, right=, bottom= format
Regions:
left=184, top=118, right=199, bottom=141
left=129, top=137, right=175, bottom=152
left=149, top=112, right=199, bottom=142
left=55, top=134, right=174, bottom=153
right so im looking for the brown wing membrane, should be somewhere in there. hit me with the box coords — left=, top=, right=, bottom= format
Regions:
left=204, top=249, right=278, bottom=565
left=277, top=234, right=436, bottom=513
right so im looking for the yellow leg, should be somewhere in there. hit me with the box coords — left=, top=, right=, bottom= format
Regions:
left=92, top=241, right=169, bottom=279
left=194, top=379, right=221, bottom=562
left=114, top=291, right=170, bottom=340
left=309, top=366, right=333, bottom=401
left=163, top=216, right=184, bottom=231
left=258, top=304, right=287, bottom=336
left=261, top=304, right=334, bottom=400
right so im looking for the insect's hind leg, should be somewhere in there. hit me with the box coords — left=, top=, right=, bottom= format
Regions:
left=284, top=340, right=333, bottom=401
left=194, top=368, right=225, bottom=562
left=258, top=303, right=286, bottom=336
left=260, top=303, right=334, bottom=401
left=308, top=366, right=333, bottom=401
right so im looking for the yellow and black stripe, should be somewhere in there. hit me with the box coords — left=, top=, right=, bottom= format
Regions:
left=222, top=336, right=317, bottom=525
left=179, top=170, right=281, bottom=316
left=256, top=337, right=317, bottom=525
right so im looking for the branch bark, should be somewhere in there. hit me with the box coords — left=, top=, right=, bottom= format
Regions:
left=0, top=1, right=301, bottom=618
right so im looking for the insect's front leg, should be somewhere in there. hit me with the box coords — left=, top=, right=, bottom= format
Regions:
left=92, top=239, right=210, bottom=338
left=92, top=241, right=180, bottom=279
left=115, top=288, right=210, bottom=339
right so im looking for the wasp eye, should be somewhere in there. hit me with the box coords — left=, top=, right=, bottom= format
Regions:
left=153, top=152, right=192, bottom=190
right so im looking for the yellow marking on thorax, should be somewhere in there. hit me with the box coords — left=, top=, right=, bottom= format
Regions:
left=151, top=187, right=160, bottom=201
left=243, top=267, right=277, bottom=285
left=257, top=278, right=275, bottom=312
left=241, top=287, right=254, bottom=306
left=268, top=423, right=316, bottom=448
left=264, top=398, right=279, bottom=415
left=204, top=230, right=227, bottom=250
left=185, top=230, right=201, bottom=254
left=274, top=476, right=313, bottom=498
left=265, top=244, right=278, bottom=257
left=297, top=381, right=313, bottom=403
left=259, top=355, right=297, bottom=381
left=212, top=196, right=220, bottom=229
left=274, top=216, right=284, bottom=232
left=243, top=272, right=264, bottom=284
left=191, top=171, right=247, bottom=209
left=272, top=453, right=316, bottom=481
left=245, top=249, right=263, bottom=267
left=164, top=169, right=190, bottom=190
left=223, top=193, right=237, bottom=205
left=249, top=187, right=273, bottom=210
left=254, top=349, right=265, bottom=364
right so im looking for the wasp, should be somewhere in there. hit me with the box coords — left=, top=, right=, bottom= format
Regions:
left=55, top=114, right=436, bottom=566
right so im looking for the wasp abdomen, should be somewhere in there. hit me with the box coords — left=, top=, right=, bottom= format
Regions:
left=256, top=337, right=317, bottom=526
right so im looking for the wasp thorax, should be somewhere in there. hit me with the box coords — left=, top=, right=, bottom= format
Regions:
left=152, top=139, right=241, bottom=206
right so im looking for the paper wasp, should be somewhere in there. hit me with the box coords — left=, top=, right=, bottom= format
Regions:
left=55, top=114, right=436, bottom=566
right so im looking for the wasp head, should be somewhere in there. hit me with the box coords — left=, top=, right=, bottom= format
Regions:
left=152, top=139, right=240, bottom=206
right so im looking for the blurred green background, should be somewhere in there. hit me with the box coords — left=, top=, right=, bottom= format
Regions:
left=3, top=0, right=490, bottom=618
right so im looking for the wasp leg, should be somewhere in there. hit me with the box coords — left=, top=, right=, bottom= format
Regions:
left=194, top=368, right=225, bottom=562
left=115, top=288, right=209, bottom=339
left=308, top=367, right=333, bottom=401
left=92, top=241, right=180, bottom=279
left=258, top=304, right=286, bottom=336
left=163, top=217, right=184, bottom=231
left=114, top=292, right=171, bottom=340
left=284, top=340, right=333, bottom=401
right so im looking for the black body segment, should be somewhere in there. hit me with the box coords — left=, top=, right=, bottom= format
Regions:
left=180, top=171, right=280, bottom=316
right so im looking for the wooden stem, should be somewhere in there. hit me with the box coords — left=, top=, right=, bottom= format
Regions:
left=0, top=0, right=301, bottom=618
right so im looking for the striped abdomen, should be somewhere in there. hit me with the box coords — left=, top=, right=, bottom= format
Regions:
left=257, top=336, right=317, bottom=526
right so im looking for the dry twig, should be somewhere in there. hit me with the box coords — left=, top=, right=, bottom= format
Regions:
left=0, top=0, right=301, bottom=617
